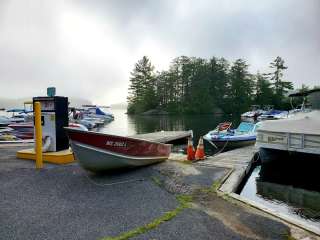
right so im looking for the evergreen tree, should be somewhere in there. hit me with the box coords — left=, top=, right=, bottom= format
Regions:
left=127, top=56, right=157, bottom=113
left=254, top=72, right=273, bottom=106
left=207, top=57, right=230, bottom=111
left=228, top=59, right=254, bottom=113
left=127, top=55, right=297, bottom=114
left=187, top=57, right=214, bottom=113
left=268, top=56, right=293, bottom=108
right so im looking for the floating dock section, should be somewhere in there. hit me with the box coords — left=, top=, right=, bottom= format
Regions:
left=196, top=145, right=257, bottom=193
left=131, top=130, right=193, bottom=143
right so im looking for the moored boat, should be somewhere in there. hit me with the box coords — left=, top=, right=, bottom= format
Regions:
left=256, top=110, right=320, bottom=162
left=65, top=128, right=171, bottom=172
left=0, top=116, right=11, bottom=127
left=258, top=109, right=288, bottom=120
left=8, top=122, right=34, bottom=139
left=204, top=122, right=261, bottom=149
left=241, top=105, right=265, bottom=120
left=82, top=105, right=114, bottom=122
left=255, top=88, right=320, bottom=167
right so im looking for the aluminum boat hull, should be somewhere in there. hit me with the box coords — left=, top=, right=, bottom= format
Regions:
left=65, top=128, right=171, bottom=172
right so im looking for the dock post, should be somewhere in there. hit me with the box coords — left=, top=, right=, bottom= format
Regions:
left=34, top=102, right=43, bottom=169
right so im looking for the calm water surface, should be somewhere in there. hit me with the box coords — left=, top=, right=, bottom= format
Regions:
left=99, top=108, right=240, bottom=146
left=241, top=166, right=320, bottom=230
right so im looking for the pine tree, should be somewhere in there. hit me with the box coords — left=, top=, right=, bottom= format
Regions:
left=228, top=59, right=254, bottom=113
left=268, top=57, right=293, bottom=108
left=127, top=56, right=157, bottom=113
left=255, top=72, right=273, bottom=106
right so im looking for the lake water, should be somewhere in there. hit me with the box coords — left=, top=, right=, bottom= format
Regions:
left=240, top=165, right=320, bottom=230
left=98, top=108, right=241, bottom=154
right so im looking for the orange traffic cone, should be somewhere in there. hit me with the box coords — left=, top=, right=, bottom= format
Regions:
left=187, top=137, right=195, bottom=161
left=195, top=137, right=205, bottom=161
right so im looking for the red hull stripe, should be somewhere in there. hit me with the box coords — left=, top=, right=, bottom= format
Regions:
left=66, top=129, right=171, bottom=157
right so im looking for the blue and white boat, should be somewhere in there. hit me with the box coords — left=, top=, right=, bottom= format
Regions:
left=241, top=105, right=266, bottom=119
left=258, top=109, right=288, bottom=121
left=82, top=105, right=114, bottom=122
left=204, top=122, right=261, bottom=149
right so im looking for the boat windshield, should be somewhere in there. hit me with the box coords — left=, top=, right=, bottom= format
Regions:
left=236, top=122, right=255, bottom=133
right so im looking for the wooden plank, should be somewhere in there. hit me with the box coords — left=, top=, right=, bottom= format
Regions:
left=131, top=130, right=193, bottom=143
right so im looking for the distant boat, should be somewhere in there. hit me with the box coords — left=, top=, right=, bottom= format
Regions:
left=82, top=105, right=114, bottom=122
left=0, top=116, right=11, bottom=127
left=258, top=109, right=288, bottom=120
left=204, top=122, right=261, bottom=149
left=8, top=122, right=34, bottom=139
left=6, top=108, right=33, bottom=123
left=241, top=105, right=265, bottom=119
left=65, top=128, right=171, bottom=172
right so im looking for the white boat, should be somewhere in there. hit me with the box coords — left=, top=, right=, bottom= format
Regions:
left=82, top=105, right=114, bottom=122
left=204, top=122, right=261, bottom=149
left=256, top=110, right=320, bottom=157
left=256, top=89, right=320, bottom=160
left=0, top=116, right=11, bottom=127
left=258, top=109, right=289, bottom=121
left=241, top=105, right=265, bottom=119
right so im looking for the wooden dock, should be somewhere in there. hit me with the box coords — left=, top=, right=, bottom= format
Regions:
left=131, top=130, right=193, bottom=143
left=196, top=145, right=257, bottom=193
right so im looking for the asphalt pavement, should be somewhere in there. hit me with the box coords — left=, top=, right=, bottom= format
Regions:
left=0, top=145, right=291, bottom=240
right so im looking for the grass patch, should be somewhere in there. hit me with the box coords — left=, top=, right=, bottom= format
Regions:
left=101, top=194, right=192, bottom=240
left=181, top=160, right=193, bottom=165
left=200, top=180, right=221, bottom=194
left=150, top=176, right=163, bottom=187
left=282, top=233, right=296, bottom=240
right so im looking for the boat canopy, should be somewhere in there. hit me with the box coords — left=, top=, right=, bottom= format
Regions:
left=288, top=88, right=320, bottom=97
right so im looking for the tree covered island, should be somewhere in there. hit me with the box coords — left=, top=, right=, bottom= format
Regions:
left=127, top=56, right=303, bottom=115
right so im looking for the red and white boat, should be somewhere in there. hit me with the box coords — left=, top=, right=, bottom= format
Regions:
left=8, top=122, right=34, bottom=139
left=65, top=128, right=172, bottom=172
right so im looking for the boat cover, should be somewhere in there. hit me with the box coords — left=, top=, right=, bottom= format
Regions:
left=95, top=107, right=107, bottom=115
left=6, top=108, right=25, bottom=113
left=258, top=110, right=320, bottom=135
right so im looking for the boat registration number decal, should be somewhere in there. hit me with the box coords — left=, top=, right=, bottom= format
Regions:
left=267, top=136, right=285, bottom=143
left=106, top=141, right=127, bottom=147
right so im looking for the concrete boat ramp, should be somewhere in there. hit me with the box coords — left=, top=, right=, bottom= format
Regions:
left=0, top=143, right=318, bottom=240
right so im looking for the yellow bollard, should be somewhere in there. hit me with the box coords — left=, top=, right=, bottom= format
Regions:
left=34, top=102, right=43, bottom=169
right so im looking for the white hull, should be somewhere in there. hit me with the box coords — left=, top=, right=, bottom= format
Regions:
left=71, top=141, right=168, bottom=172
left=256, top=111, right=320, bottom=155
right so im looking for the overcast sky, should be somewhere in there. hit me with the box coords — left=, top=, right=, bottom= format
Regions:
left=0, top=0, right=319, bottom=104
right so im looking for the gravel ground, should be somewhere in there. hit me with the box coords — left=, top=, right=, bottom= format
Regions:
left=0, top=145, right=294, bottom=240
